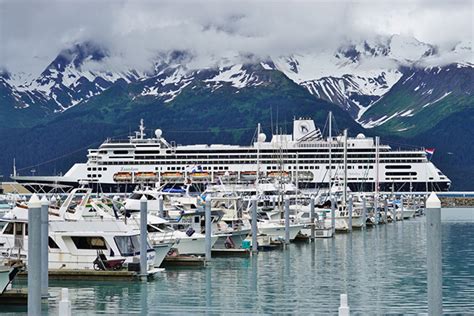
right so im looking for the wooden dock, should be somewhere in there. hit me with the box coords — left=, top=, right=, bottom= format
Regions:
left=0, top=288, right=28, bottom=305
left=211, top=248, right=251, bottom=257
left=18, top=269, right=142, bottom=281
left=161, top=256, right=206, bottom=268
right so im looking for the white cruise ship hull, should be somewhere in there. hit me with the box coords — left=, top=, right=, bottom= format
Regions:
left=13, top=117, right=451, bottom=193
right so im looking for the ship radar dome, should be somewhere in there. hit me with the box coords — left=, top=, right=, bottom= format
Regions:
left=258, top=133, right=266, bottom=142
left=356, top=133, right=365, bottom=139
left=155, top=129, right=163, bottom=139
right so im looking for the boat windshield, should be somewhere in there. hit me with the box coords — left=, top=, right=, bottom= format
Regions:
left=114, top=235, right=152, bottom=256
left=129, top=193, right=143, bottom=200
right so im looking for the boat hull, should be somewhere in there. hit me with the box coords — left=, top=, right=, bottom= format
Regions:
left=258, top=223, right=303, bottom=241
left=213, top=229, right=251, bottom=249
left=173, top=235, right=218, bottom=255
left=153, top=243, right=172, bottom=267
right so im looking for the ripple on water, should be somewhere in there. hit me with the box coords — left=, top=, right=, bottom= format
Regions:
left=4, top=208, right=473, bottom=314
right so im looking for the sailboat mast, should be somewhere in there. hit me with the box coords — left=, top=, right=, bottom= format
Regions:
left=328, top=112, right=332, bottom=194
left=256, top=123, right=261, bottom=189
left=375, top=136, right=380, bottom=196
left=343, top=129, right=348, bottom=204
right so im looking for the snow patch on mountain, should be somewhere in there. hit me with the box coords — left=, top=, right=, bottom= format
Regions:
left=205, top=64, right=261, bottom=88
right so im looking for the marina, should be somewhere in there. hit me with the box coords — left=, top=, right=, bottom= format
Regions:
left=1, top=208, right=473, bottom=314
left=1, top=1, right=472, bottom=314
left=0, top=114, right=472, bottom=314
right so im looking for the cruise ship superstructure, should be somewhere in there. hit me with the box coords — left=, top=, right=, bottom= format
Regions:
left=13, top=117, right=451, bottom=192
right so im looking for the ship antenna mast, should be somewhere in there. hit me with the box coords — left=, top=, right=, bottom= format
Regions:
left=139, top=119, right=145, bottom=139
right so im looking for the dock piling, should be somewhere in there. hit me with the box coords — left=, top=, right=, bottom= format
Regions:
left=205, top=197, right=212, bottom=261
left=58, top=288, right=71, bottom=316
left=251, top=198, right=258, bottom=253
left=374, top=195, right=379, bottom=225
left=426, top=192, right=443, bottom=315
left=27, top=194, right=42, bottom=316
left=331, top=196, right=336, bottom=234
left=383, top=198, right=388, bottom=223
left=310, top=197, right=315, bottom=240
left=348, top=195, right=353, bottom=232
left=158, top=196, right=164, bottom=218
left=400, top=196, right=404, bottom=221
left=362, top=196, right=367, bottom=229
left=139, top=195, right=148, bottom=280
left=40, top=196, right=49, bottom=298
left=284, top=199, right=290, bottom=245
left=338, top=293, right=350, bottom=316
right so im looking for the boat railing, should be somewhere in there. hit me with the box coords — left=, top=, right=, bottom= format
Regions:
left=0, top=236, right=24, bottom=258
left=149, top=231, right=175, bottom=245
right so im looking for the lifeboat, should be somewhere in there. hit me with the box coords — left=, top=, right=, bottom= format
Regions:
left=135, top=172, right=158, bottom=182
left=113, top=172, right=132, bottom=182
left=267, top=171, right=290, bottom=179
left=189, top=172, right=211, bottom=180
left=161, top=172, right=184, bottom=180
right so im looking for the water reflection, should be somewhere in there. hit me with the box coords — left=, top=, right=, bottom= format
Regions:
left=3, top=208, right=472, bottom=314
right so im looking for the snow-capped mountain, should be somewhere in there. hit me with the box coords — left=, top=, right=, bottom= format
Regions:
left=1, top=35, right=472, bottom=131
left=2, top=42, right=145, bottom=113
left=269, top=35, right=446, bottom=119
left=359, top=63, right=473, bottom=133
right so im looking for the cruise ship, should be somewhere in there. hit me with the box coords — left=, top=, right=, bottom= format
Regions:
left=13, top=116, right=451, bottom=193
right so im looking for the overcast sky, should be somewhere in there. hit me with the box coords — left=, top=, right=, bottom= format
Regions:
left=0, top=0, right=472, bottom=75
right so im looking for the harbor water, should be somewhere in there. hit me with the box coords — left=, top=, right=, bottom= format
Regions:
left=5, top=208, right=474, bottom=315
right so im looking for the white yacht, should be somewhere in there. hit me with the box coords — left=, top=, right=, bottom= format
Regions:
left=0, top=204, right=157, bottom=271
left=13, top=115, right=451, bottom=193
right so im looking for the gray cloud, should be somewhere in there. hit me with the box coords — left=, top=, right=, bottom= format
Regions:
left=0, top=0, right=472, bottom=74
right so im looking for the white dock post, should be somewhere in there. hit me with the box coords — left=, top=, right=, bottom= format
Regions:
left=338, top=293, right=350, bottom=316
left=139, top=195, right=148, bottom=280
left=272, top=196, right=276, bottom=209
left=58, top=288, right=71, bottom=316
left=284, top=198, right=290, bottom=245
left=251, top=198, right=258, bottom=253
left=158, top=196, right=164, bottom=218
left=331, top=196, right=336, bottom=234
left=310, top=197, right=315, bottom=240
left=374, top=195, right=379, bottom=225
left=400, top=196, right=404, bottom=221
left=362, top=196, right=367, bottom=229
left=383, top=198, right=388, bottom=223
left=28, top=194, right=42, bottom=316
left=426, top=192, right=443, bottom=315
left=40, top=196, right=49, bottom=298
left=348, top=195, right=353, bottom=232
left=205, top=197, right=212, bottom=261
